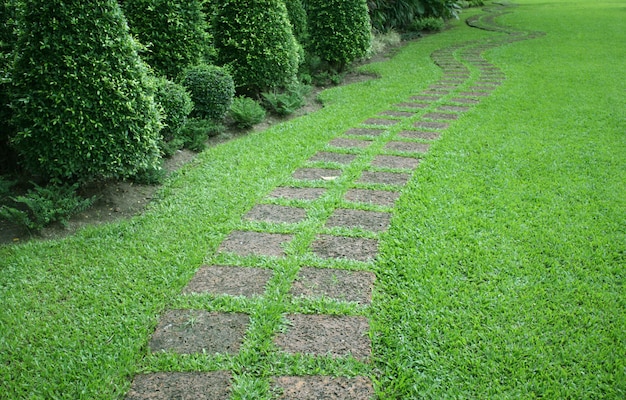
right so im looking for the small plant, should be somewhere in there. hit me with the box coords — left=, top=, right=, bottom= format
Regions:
left=180, top=64, right=235, bottom=122
left=229, top=96, right=266, bottom=129
left=179, top=118, right=225, bottom=152
left=153, top=77, right=193, bottom=156
left=132, top=163, right=167, bottom=185
left=411, top=17, right=445, bottom=32
left=0, top=183, right=95, bottom=232
left=261, top=83, right=311, bottom=116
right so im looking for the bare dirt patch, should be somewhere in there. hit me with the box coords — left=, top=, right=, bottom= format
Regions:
left=126, top=371, right=232, bottom=400
left=183, top=266, right=273, bottom=297
left=344, top=189, right=400, bottom=208
left=218, top=231, right=293, bottom=258
left=397, top=130, right=441, bottom=140
left=357, top=171, right=411, bottom=186
left=244, top=204, right=307, bottom=224
left=274, top=314, right=371, bottom=360
left=267, top=187, right=326, bottom=201
left=290, top=267, right=376, bottom=305
left=273, top=376, right=374, bottom=400
left=326, top=209, right=391, bottom=233
left=372, top=154, right=420, bottom=170
left=149, top=310, right=248, bottom=355
left=292, top=168, right=342, bottom=182
left=308, top=152, right=357, bottom=165
left=311, top=234, right=379, bottom=262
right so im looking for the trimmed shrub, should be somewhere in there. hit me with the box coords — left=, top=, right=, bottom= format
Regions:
left=284, top=0, right=308, bottom=45
left=153, top=77, right=193, bottom=145
left=411, top=16, right=445, bottom=32
left=180, top=64, right=235, bottom=122
left=307, top=0, right=372, bottom=72
left=368, top=0, right=460, bottom=32
left=9, top=0, right=162, bottom=183
left=213, top=0, right=300, bottom=95
left=119, top=0, right=209, bottom=79
left=229, top=96, right=266, bottom=129
left=261, top=82, right=311, bottom=116
left=0, top=0, right=18, bottom=173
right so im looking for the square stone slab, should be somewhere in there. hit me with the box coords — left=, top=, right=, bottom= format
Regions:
left=344, top=128, right=385, bottom=137
left=183, top=266, right=273, bottom=297
left=410, top=95, right=440, bottom=102
left=357, top=171, right=411, bottom=186
left=291, top=267, right=376, bottom=305
left=329, top=138, right=372, bottom=149
left=385, top=141, right=431, bottom=154
left=149, top=310, right=248, bottom=355
left=126, top=372, right=232, bottom=400
left=292, top=168, right=342, bottom=181
left=450, top=97, right=480, bottom=105
left=397, top=130, right=441, bottom=140
left=458, top=91, right=490, bottom=97
left=267, top=187, right=326, bottom=201
left=311, top=235, right=379, bottom=262
left=423, top=112, right=458, bottom=120
left=244, top=204, right=307, bottom=224
left=437, top=105, right=471, bottom=113
left=273, top=376, right=374, bottom=400
left=362, top=118, right=400, bottom=126
left=326, top=209, right=391, bottom=233
left=414, top=121, right=450, bottom=130
left=344, top=189, right=400, bottom=207
left=372, top=155, right=420, bottom=170
left=219, top=231, right=293, bottom=257
left=275, top=314, right=371, bottom=360
left=395, top=102, right=429, bottom=109
left=378, top=110, right=415, bottom=118
left=308, top=152, right=357, bottom=165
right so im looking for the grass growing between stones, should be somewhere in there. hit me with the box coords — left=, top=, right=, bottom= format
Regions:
left=373, top=0, right=625, bottom=398
left=0, top=1, right=623, bottom=398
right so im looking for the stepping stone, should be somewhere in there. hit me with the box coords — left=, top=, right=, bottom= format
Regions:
left=274, top=314, right=371, bottom=360
left=450, top=97, right=480, bottom=105
left=475, top=80, right=502, bottom=86
left=385, top=141, right=431, bottom=154
left=397, top=130, right=441, bottom=140
left=378, top=110, right=415, bottom=118
left=290, top=267, right=376, bottom=304
left=344, top=128, right=385, bottom=137
left=423, top=112, right=458, bottom=120
left=357, top=171, right=411, bottom=186
left=326, top=209, right=391, bottom=232
left=414, top=121, right=450, bottom=130
left=329, top=138, right=372, bottom=149
left=219, top=231, right=293, bottom=257
left=424, top=89, right=449, bottom=95
left=183, top=266, right=273, bottom=297
left=395, top=102, right=429, bottom=109
left=267, top=187, right=326, bottom=201
left=309, top=152, right=357, bottom=165
left=362, top=118, right=400, bottom=126
left=344, top=189, right=400, bottom=207
left=372, top=154, right=420, bottom=169
left=149, top=310, right=248, bottom=355
left=293, top=168, right=342, bottom=181
left=469, top=86, right=496, bottom=92
left=437, top=105, right=470, bottom=113
left=458, top=91, right=491, bottom=97
left=244, top=204, right=307, bottom=224
left=273, top=376, right=375, bottom=400
left=410, top=95, right=440, bottom=102
left=311, top=234, right=379, bottom=262
left=126, top=372, right=232, bottom=400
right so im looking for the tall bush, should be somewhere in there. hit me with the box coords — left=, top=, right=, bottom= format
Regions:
left=284, top=0, right=308, bottom=45
left=119, top=0, right=209, bottom=79
left=9, top=0, right=161, bottom=183
left=307, top=0, right=372, bottom=72
left=213, top=0, right=300, bottom=95
left=0, top=0, right=18, bottom=173
left=368, top=0, right=459, bottom=32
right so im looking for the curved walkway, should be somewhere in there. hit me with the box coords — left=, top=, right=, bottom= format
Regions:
left=126, top=4, right=544, bottom=399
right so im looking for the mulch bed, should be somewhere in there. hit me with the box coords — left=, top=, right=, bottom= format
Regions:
left=273, top=376, right=374, bottom=400
left=328, top=138, right=372, bottom=149
left=308, top=152, right=358, bottom=165
left=325, top=209, right=391, bottom=233
left=127, top=372, right=232, bottom=400
left=183, top=266, right=273, bottom=297
left=357, top=171, right=411, bottom=186
left=290, top=267, right=376, bottom=305
left=267, top=187, right=327, bottom=201
left=274, top=314, right=371, bottom=360
left=149, top=310, right=249, bottom=355
left=397, top=130, right=441, bottom=140
left=292, top=168, right=342, bottom=181
left=344, top=189, right=400, bottom=207
left=244, top=204, right=307, bottom=224
left=371, top=155, right=420, bottom=170
left=385, top=141, right=431, bottom=154
left=311, top=234, right=379, bottom=262
left=219, top=231, right=293, bottom=257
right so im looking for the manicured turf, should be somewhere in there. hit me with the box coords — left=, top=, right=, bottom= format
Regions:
left=0, top=1, right=624, bottom=398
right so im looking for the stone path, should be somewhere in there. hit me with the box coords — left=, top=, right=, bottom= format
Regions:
left=126, top=4, right=543, bottom=399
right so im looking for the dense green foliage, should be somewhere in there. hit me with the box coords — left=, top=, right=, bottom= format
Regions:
left=9, top=0, right=161, bottom=183
left=368, top=0, right=460, bottom=31
left=119, top=0, right=209, bottom=79
left=284, top=0, right=308, bottom=45
left=180, top=64, right=234, bottom=122
left=306, top=0, right=372, bottom=71
left=213, top=0, right=300, bottom=95
left=0, top=0, right=18, bottom=173
left=229, top=96, right=266, bottom=129
left=153, top=77, right=193, bottom=155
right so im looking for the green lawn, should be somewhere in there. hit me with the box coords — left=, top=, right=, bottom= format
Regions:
left=1, top=1, right=624, bottom=398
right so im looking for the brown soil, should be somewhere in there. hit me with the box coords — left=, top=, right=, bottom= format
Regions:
left=273, top=376, right=374, bottom=400
left=290, top=267, right=375, bottom=305
left=183, top=265, right=273, bottom=297
left=244, top=204, right=307, bottom=224
left=344, top=189, right=400, bottom=208
left=126, top=371, right=232, bottom=400
left=218, top=230, right=293, bottom=258
left=325, top=208, right=391, bottom=233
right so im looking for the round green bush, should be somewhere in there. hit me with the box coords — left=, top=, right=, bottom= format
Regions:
left=213, top=0, right=300, bottom=95
left=153, top=77, right=193, bottom=143
left=9, top=0, right=161, bottom=183
left=119, top=0, right=209, bottom=79
left=307, top=0, right=372, bottom=71
left=180, top=64, right=235, bottom=122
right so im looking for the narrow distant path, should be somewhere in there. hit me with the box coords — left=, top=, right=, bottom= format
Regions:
left=126, top=4, right=544, bottom=399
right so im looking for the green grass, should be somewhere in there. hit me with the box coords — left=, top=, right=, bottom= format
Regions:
left=1, top=1, right=624, bottom=398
